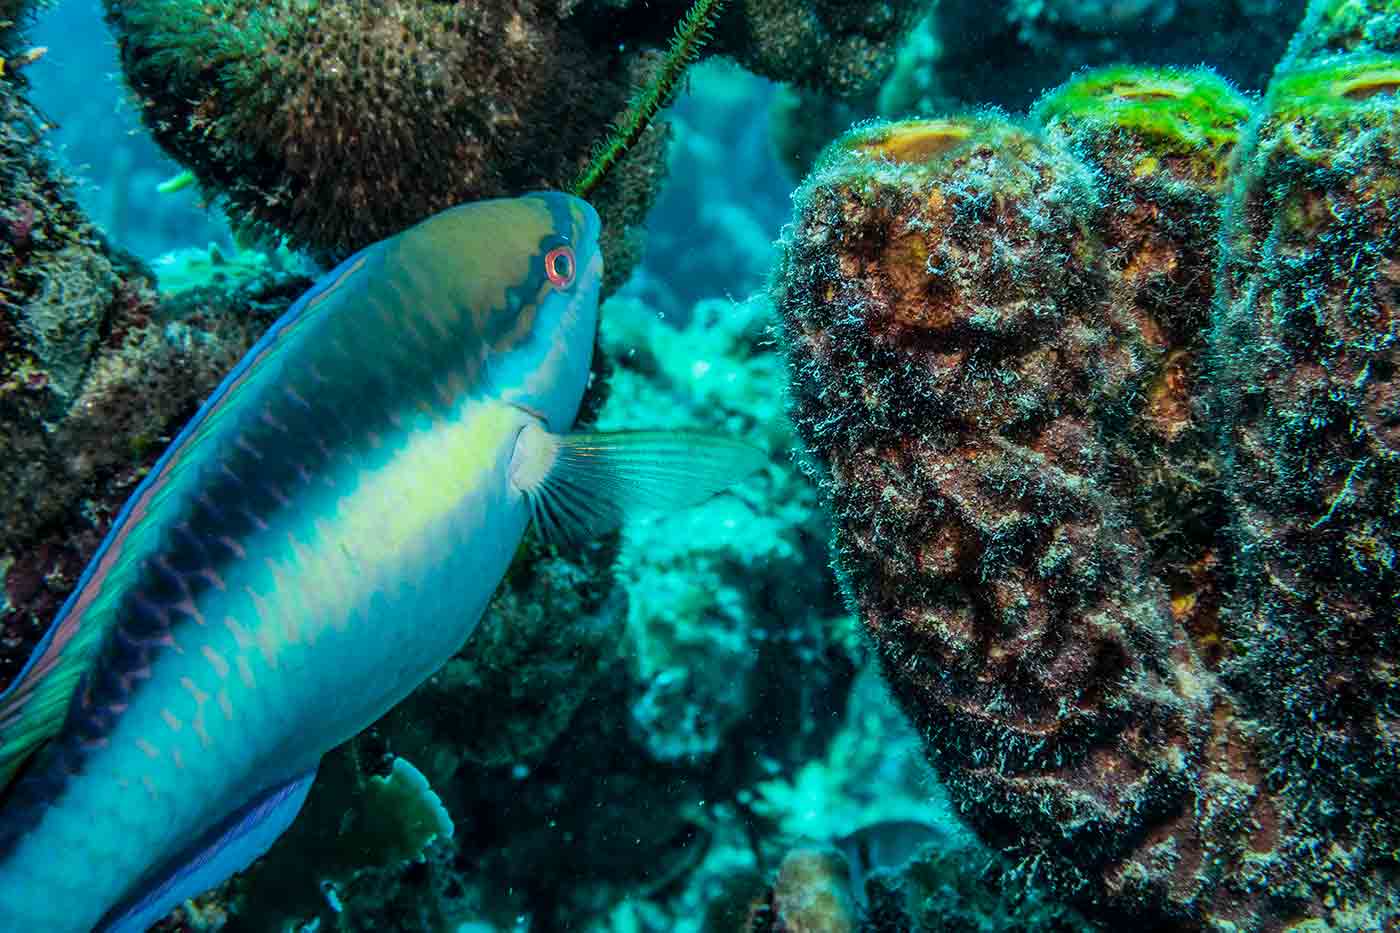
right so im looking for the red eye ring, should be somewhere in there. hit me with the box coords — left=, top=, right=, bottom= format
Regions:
left=545, top=245, right=576, bottom=289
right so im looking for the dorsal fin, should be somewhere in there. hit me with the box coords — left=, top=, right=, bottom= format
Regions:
left=0, top=249, right=373, bottom=793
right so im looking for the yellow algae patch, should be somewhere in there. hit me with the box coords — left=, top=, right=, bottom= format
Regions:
left=1110, top=79, right=1193, bottom=102
left=854, top=120, right=972, bottom=164
left=1336, top=68, right=1400, bottom=100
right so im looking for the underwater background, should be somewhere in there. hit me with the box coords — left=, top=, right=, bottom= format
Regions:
left=2, top=0, right=1398, bottom=930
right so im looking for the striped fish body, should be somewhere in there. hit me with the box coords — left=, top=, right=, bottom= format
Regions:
left=0, top=193, right=603, bottom=931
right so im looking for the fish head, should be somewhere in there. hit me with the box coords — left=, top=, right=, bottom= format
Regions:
left=391, top=191, right=604, bottom=431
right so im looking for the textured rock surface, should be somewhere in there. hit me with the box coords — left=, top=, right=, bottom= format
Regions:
left=773, top=5, right=1400, bottom=924
left=1212, top=26, right=1400, bottom=929
left=1, top=53, right=310, bottom=693
left=705, top=0, right=931, bottom=96
left=593, top=0, right=932, bottom=98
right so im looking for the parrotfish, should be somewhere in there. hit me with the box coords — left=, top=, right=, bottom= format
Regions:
left=0, top=192, right=762, bottom=932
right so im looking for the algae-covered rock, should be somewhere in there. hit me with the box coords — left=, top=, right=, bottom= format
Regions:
left=1289, top=0, right=1400, bottom=58
left=220, top=753, right=458, bottom=933
left=706, top=0, right=931, bottom=97
left=360, top=758, right=454, bottom=864
left=1034, top=66, right=1252, bottom=649
left=1212, top=40, right=1400, bottom=931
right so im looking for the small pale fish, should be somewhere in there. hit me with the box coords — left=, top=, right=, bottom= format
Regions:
left=0, top=192, right=764, bottom=932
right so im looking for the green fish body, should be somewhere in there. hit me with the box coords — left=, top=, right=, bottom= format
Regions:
left=0, top=193, right=760, bottom=931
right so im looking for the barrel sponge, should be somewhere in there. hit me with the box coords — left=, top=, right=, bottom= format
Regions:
left=101, top=0, right=665, bottom=269
left=1033, top=66, right=1252, bottom=613
left=1213, top=49, right=1400, bottom=916
left=1032, top=65, right=1252, bottom=185
left=774, top=42, right=1400, bottom=926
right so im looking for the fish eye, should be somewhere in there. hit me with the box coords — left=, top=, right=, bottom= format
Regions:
left=545, top=245, right=576, bottom=289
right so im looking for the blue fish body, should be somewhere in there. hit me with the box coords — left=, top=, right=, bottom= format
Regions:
left=0, top=193, right=615, bottom=931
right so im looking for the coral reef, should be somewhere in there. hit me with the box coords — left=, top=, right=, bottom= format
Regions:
left=3, top=3, right=1003, bottom=932
left=703, top=0, right=929, bottom=97
left=5, top=11, right=862, bottom=927
left=1290, top=0, right=1400, bottom=57
left=101, top=0, right=670, bottom=281
left=593, top=0, right=930, bottom=97
left=773, top=1, right=1400, bottom=926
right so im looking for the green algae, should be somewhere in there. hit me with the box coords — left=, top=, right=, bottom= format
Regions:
left=1267, top=55, right=1400, bottom=120
left=1033, top=65, right=1254, bottom=156
left=574, top=0, right=727, bottom=200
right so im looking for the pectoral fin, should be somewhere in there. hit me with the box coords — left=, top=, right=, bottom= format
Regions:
left=508, top=426, right=767, bottom=549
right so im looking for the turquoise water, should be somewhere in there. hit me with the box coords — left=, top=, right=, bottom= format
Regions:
left=2, top=1, right=1396, bottom=931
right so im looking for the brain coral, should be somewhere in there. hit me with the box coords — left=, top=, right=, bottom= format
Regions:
left=101, top=0, right=668, bottom=280
left=773, top=1, right=1400, bottom=927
